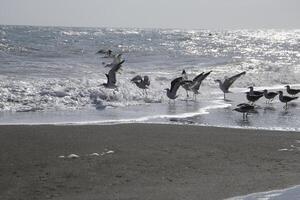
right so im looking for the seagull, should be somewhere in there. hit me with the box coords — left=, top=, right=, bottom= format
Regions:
left=181, top=71, right=212, bottom=100
left=246, top=92, right=263, bottom=105
left=263, top=89, right=278, bottom=103
left=102, top=60, right=125, bottom=88
left=277, top=91, right=298, bottom=109
left=165, top=77, right=183, bottom=102
left=131, top=75, right=150, bottom=94
left=214, top=71, right=246, bottom=99
left=190, top=71, right=212, bottom=100
left=248, top=86, right=264, bottom=96
left=285, top=85, right=300, bottom=96
left=233, top=103, right=255, bottom=120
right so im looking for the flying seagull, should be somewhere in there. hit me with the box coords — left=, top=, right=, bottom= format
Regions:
left=215, top=71, right=246, bottom=99
left=165, top=77, right=183, bottom=102
left=131, top=75, right=150, bottom=94
left=285, top=85, right=300, bottom=96
left=102, top=60, right=125, bottom=88
left=278, top=91, right=298, bottom=109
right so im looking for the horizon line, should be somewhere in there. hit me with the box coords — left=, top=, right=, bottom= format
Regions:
left=1, top=23, right=299, bottom=31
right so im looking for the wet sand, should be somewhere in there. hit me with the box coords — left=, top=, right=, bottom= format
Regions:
left=0, top=124, right=300, bottom=200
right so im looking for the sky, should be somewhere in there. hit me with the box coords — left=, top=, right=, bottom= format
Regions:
left=0, top=0, right=299, bottom=29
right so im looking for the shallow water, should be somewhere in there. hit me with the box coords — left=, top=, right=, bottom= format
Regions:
left=0, top=25, right=299, bottom=130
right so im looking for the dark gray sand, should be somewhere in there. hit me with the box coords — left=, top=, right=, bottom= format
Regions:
left=1, top=124, right=300, bottom=200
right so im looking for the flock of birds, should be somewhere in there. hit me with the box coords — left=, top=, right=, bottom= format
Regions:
left=97, top=50, right=299, bottom=120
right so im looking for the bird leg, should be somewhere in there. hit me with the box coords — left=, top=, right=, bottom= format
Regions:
left=186, top=90, right=189, bottom=98
left=143, top=89, right=148, bottom=96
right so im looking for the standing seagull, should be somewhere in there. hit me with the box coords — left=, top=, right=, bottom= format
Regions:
left=246, top=92, right=263, bottom=105
left=102, top=60, right=125, bottom=88
left=277, top=91, right=298, bottom=109
left=263, top=89, right=278, bottom=103
left=165, top=77, right=183, bottom=102
left=248, top=86, right=264, bottom=96
left=131, top=75, right=150, bottom=94
left=215, top=71, right=246, bottom=99
left=233, top=103, right=255, bottom=120
left=285, top=85, right=300, bottom=96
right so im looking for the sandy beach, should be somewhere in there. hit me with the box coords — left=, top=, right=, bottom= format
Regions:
left=1, top=124, right=300, bottom=200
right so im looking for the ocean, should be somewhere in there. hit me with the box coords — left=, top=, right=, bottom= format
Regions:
left=0, top=25, right=299, bottom=130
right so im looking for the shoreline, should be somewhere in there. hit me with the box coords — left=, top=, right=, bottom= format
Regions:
left=1, top=123, right=300, bottom=200
left=0, top=120, right=299, bottom=132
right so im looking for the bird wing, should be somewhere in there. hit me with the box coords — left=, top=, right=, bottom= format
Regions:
left=112, top=54, right=122, bottom=65
left=285, top=96, right=298, bottom=101
left=223, top=71, right=246, bottom=90
left=111, top=59, right=125, bottom=73
left=170, top=77, right=183, bottom=93
left=192, top=72, right=205, bottom=83
left=191, top=71, right=211, bottom=91
left=237, top=103, right=254, bottom=110
left=131, top=75, right=142, bottom=83
left=96, top=49, right=107, bottom=54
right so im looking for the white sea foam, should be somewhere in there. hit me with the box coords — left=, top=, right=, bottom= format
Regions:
left=226, top=185, right=300, bottom=200
left=61, top=31, right=88, bottom=36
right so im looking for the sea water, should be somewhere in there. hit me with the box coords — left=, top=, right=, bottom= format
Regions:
left=0, top=25, right=299, bottom=130
left=1, top=25, right=300, bottom=198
